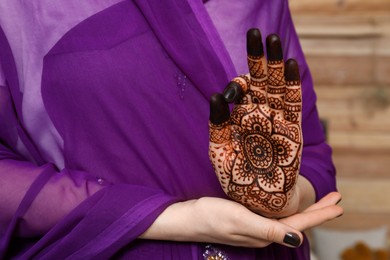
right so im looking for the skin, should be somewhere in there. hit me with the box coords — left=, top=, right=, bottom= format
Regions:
left=209, top=29, right=307, bottom=217
left=140, top=191, right=343, bottom=248
left=140, top=28, right=343, bottom=249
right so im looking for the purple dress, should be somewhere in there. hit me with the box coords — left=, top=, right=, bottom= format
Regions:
left=0, top=0, right=336, bottom=259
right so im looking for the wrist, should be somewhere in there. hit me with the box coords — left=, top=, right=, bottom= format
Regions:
left=296, top=175, right=316, bottom=212
left=139, top=199, right=198, bottom=241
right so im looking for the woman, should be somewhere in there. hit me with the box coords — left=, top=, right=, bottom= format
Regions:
left=0, top=0, right=342, bottom=259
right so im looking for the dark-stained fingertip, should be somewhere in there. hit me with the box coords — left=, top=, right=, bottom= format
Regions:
left=247, top=28, right=263, bottom=56
left=223, top=81, right=244, bottom=103
left=284, top=59, right=300, bottom=81
left=209, top=93, right=230, bottom=125
left=266, top=34, right=283, bottom=61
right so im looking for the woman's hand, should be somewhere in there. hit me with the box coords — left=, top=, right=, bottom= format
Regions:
left=209, top=28, right=303, bottom=217
left=140, top=192, right=343, bottom=248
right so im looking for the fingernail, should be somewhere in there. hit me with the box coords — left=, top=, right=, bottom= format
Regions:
left=336, top=198, right=342, bottom=205
left=283, top=232, right=301, bottom=247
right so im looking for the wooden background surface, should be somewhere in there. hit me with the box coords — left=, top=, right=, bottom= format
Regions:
left=289, top=0, right=390, bottom=235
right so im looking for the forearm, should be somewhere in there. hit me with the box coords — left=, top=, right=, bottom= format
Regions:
left=21, top=169, right=103, bottom=236
left=0, top=159, right=41, bottom=230
left=0, top=159, right=103, bottom=237
left=139, top=199, right=197, bottom=241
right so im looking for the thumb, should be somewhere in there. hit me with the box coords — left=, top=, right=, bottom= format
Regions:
left=209, top=93, right=230, bottom=125
left=255, top=218, right=303, bottom=248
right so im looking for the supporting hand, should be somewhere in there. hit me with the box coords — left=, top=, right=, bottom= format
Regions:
left=140, top=192, right=343, bottom=248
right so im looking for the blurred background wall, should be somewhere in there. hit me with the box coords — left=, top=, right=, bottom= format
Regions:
left=289, top=0, right=390, bottom=258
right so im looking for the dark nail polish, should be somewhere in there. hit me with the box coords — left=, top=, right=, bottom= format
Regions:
left=283, top=232, right=301, bottom=247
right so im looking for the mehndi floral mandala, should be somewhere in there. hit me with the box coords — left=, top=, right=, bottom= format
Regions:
left=209, top=30, right=303, bottom=215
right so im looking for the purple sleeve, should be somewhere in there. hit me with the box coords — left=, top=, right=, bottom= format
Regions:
left=0, top=147, right=178, bottom=259
left=279, top=0, right=337, bottom=200
left=0, top=94, right=104, bottom=239
left=0, top=39, right=179, bottom=260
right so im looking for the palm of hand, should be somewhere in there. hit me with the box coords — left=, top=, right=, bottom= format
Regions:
left=209, top=30, right=303, bottom=216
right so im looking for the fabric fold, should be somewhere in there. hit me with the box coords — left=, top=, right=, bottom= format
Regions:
left=133, top=0, right=236, bottom=100
left=22, top=185, right=179, bottom=259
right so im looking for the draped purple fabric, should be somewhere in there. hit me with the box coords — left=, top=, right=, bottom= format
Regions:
left=0, top=0, right=336, bottom=259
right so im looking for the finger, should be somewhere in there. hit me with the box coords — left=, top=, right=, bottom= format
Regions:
left=247, top=217, right=303, bottom=248
left=208, top=94, right=234, bottom=192
left=280, top=204, right=344, bottom=232
left=223, top=77, right=248, bottom=103
left=209, top=93, right=230, bottom=125
left=266, top=34, right=286, bottom=110
left=303, top=192, right=342, bottom=213
left=209, top=93, right=232, bottom=147
left=247, top=28, right=267, bottom=104
left=284, top=59, right=302, bottom=123
left=234, top=207, right=303, bottom=248
left=197, top=198, right=304, bottom=248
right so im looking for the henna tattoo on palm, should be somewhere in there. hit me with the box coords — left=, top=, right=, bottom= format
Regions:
left=209, top=29, right=303, bottom=215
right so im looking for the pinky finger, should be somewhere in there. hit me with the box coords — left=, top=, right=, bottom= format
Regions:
left=284, top=59, right=302, bottom=123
